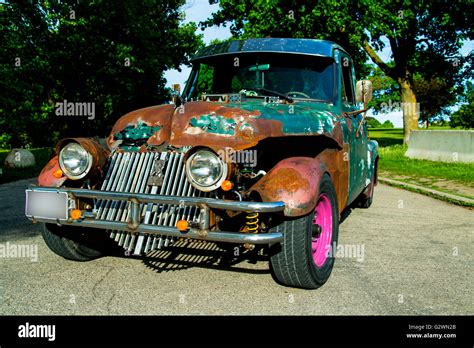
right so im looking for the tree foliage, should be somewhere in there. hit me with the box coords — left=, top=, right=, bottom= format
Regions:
left=202, top=0, right=473, bottom=142
left=201, top=0, right=372, bottom=79
left=450, top=82, right=474, bottom=129
left=0, top=0, right=203, bottom=148
left=368, top=67, right=458, bottom=127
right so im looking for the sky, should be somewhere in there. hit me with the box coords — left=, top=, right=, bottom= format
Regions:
left=163, top=0, right=231, bottom=89
left=164, top=0, right=473, bottom=128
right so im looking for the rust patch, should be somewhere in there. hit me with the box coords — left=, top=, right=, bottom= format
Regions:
left=105, top=101, right=344, bottom=154
left=314, top=147, right=349, bottom=213
left=107, top=104, right=175, bottom=150
left=250, top=157, right=322, bottom=216
left=259, top=168, right=310, bottom=194
left=250, top=149, right=349, bottom=217
left=170, top=101, right=285, bottom=151
left=331, top=119, right=344, bottom=148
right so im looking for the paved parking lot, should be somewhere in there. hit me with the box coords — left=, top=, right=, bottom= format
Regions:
left=0, top=178, right=472, bottom=315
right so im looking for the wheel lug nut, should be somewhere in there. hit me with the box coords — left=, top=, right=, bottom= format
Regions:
left=312, top=224, right=322, bottom=238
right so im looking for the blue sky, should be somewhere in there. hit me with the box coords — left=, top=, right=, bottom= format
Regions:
left=165, top=0, right=473, bottom=128
left=163, top=0, right=231, bottom=89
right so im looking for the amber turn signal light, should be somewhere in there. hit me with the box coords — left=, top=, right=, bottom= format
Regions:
left=221, top=180, right=233, bottom=191
left=52, top=169, right=64, bottom=178
left=70, top=209, right=82, bottom=220
left=176, top=220, right=189, bottom=232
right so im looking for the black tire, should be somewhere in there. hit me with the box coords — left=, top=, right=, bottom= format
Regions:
left=356, top=190, right=373, bottom=208
left=269, top=174, right=339, bottom=289
left=41, top=223, right=107, bottom=261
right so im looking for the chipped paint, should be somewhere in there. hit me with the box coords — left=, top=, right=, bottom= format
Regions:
left=107, top=100, right=346, bottom=152
left=189, top=115, right=236, bottom=135
left=250, top=157, right=325, bottom=216
left=106, top=104, right=175, bottom=150
left=114, top=122, right=161, bottom=142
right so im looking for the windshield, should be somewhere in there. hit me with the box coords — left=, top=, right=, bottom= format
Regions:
left=185, top=53, right=335, bottom=102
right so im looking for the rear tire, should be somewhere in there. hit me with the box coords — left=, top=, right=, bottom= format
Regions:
left=269, top=174, right=339, bottom=289
left=42, top=223, right=107, bottom=261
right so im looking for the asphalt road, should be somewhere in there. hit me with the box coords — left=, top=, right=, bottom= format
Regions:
left=0, top=178, right=472, bottom=315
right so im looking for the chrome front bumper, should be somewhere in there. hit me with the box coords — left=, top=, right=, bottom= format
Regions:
left=25, top=186, right=285, bottom=245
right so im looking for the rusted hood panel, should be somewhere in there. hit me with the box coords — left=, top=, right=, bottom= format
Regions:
left=107, top=104, right=175, bottom=150
left=107, top=101, right=345, bottom=151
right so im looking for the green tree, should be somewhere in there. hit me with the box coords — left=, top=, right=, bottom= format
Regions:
left=0, top=1, right=53, bottom=148
left=0, top=0, right=203, bottom=148
left=381, top=120, right=394, bottom=128
left=368, top=67, right=458, bottom=128
left=366, top=117, right=381, bottom=128
left=202, top=0, right=473, bottom=143
left=450, top=82, right=474, bottom=129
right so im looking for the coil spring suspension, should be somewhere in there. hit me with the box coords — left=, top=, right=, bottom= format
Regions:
left=246, top=212, right=259, bottom=233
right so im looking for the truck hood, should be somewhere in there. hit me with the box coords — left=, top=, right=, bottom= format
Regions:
left=107, top=100, right=346, bottom=151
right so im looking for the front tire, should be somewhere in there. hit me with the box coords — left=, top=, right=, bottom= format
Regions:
left=269, top=174, right=339, bottom=289
left=42, top=223, right=107, bottom=261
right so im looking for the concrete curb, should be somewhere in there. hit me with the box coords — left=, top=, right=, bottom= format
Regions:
left=379, top=177, right=474, bottom=207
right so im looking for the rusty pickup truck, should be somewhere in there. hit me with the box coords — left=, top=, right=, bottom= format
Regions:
left=25, top=38, right=378, bottom=289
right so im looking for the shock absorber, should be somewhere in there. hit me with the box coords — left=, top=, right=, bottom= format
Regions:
left=246, top=212, right=259, bottom=233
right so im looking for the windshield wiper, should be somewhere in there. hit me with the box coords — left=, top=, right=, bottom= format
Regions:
left=243, top=87, right=293, bottom=103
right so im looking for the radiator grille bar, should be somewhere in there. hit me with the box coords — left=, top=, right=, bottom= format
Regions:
left=94, top=151, right=205, bottom=254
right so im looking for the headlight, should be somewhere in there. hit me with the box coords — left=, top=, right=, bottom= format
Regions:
left=185, top=149, right=228, bottom=192
left=59, top=142, right=93, bottom=180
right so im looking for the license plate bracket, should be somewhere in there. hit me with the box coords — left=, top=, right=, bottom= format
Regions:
left=25, top=190, right=69, bottom=221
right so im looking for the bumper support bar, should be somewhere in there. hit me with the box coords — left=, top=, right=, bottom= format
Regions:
left=26, top=186, right=285, bottom=245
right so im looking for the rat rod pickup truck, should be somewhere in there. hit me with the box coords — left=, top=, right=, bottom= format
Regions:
left=25, top=38, right=378, bottom=289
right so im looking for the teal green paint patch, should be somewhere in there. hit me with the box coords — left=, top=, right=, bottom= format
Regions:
left=120, top=145, right=141, bottom=152
left=190, top=115, right=236, bottom=135
left=259, top=110, right=335, bottom=134
left=114, top=122, right=161, bottom=141
left=226, top=100, right=339, bottom=135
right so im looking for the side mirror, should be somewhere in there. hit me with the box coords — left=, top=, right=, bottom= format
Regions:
left=356, top=80, right=373, bottom=104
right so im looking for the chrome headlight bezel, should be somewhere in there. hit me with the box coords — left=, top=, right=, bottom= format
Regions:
left=185, top=149, right=228, bottom=192
left=58, top=142, right=93, bottom=180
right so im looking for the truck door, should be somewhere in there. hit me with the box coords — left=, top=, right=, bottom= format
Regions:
left=339, top=52, right=368, bottom=204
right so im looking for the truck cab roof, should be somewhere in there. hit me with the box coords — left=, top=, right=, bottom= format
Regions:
left=191, top=38, right=350, bottom=62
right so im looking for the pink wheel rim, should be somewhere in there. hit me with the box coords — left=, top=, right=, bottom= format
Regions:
left=312, top=194, right=333, bottom=267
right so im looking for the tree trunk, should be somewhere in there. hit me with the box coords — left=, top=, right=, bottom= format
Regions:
left=399, top=78, right=419, bottom=144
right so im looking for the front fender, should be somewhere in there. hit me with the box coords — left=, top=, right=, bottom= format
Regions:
left=249, top=157, right=327, bottom=217
left=38, top=137, right=109, bottom=188
left=38, top=155, right=67, bottom=187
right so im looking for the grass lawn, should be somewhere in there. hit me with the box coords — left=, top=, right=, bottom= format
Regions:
left=377, top=144, right=474, bottom=199
left=0, top=148, right=53, bottom=185
left=368, top=126, right=465, bottom=147
left=369, top=128, right=474, bottom=200
left=368, top=128, right=404, bottom=147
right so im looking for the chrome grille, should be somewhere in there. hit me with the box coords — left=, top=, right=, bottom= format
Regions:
left=94, top=151, right=205, bottom=255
